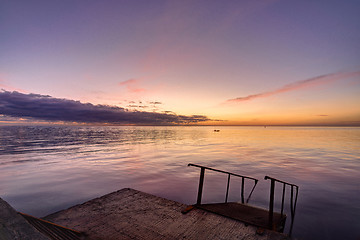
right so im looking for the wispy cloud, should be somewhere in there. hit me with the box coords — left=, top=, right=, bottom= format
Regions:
left=0, top=90, right=211, bottom=125
left=227, top=71, right=360, bottom=103
left=119, top=79, right=146, bottom=93
left=149, top=101, right=162, bottom=105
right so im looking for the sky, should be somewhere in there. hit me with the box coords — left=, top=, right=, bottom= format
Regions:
left=1, top=0, right=360, bottom=126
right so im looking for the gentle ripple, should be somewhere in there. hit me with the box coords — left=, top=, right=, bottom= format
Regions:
left=0, top=126, right=359, bottom=240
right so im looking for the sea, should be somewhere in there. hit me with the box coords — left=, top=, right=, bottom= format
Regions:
left=0, top=125, right=359, bottom=240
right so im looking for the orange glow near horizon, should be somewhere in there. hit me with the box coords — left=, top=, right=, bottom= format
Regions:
left=1, top=1, right=359, bottom=126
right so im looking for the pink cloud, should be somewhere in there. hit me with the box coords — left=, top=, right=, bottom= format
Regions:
left=227, top=71, right=360, bottom=103
left=119, top=78, right=146, bottom=93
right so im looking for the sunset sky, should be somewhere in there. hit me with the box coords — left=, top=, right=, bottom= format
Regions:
left=1, top=0, right=360, bottom=125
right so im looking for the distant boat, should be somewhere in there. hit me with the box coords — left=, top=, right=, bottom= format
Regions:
left=214, top=130, right=220, bottom=132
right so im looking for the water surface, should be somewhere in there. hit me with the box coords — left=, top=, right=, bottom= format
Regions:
left=0, top=126, right=359, bottom=240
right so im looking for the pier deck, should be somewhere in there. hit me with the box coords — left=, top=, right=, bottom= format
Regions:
left=44, top=188, right=288, bottom=240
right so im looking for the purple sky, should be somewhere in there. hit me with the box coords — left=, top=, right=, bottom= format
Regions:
left=1, top=0, right=360, bottom=125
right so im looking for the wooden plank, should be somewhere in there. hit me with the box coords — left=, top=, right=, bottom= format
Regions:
left=19, top=212, right=84, bottom=240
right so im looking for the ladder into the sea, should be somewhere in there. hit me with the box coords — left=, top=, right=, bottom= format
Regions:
left=186, top=163, right=299, bottom=237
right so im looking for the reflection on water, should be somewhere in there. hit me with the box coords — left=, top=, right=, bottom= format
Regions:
left=0, top=126, right=359, bottom=240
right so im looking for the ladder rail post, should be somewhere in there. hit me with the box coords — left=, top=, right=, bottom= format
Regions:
left=225, top=174, right=230, bottom=203
left=196, top=167, right=205, bottom=205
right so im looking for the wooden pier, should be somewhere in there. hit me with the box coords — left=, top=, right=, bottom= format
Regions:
left=1, top=163, right=298, bottom=239
left=42, top=188, right=288, bottom=240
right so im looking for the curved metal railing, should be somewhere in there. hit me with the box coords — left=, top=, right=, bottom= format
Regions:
left=188, top=163, right=259, bottom=205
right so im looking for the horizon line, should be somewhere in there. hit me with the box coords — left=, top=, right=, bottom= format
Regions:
left=0, top=123, right=359, bottom=127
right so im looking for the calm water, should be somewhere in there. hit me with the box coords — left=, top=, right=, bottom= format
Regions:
left=0, top=126, right=359, bottom=239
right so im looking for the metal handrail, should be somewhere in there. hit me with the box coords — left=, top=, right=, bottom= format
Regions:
left=188, top=163, right=258, bottom=205
left=264, top=176, right=299, bottom=236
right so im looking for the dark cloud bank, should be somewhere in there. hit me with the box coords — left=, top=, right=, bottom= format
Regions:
left=0, top=91, right=211, bottom=125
